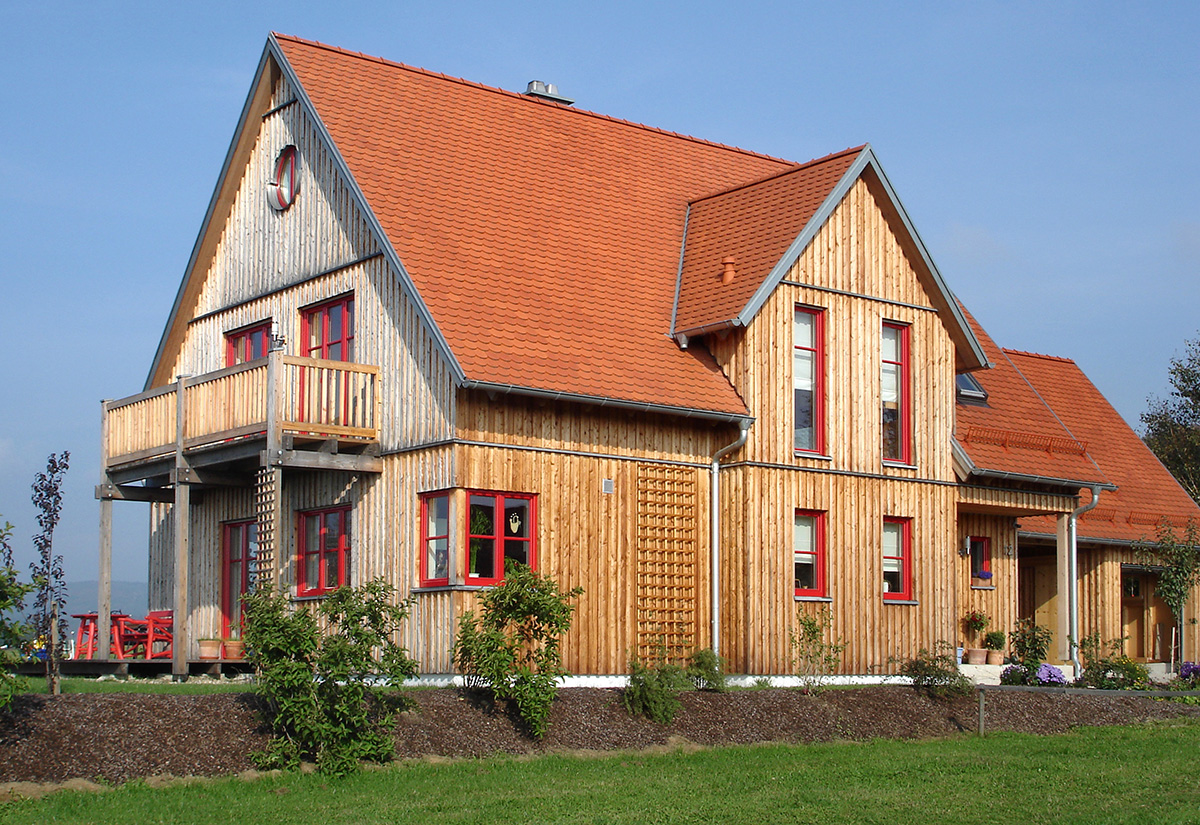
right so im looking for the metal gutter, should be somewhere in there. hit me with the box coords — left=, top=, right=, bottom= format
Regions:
left=711, top=423, right=750, bottom=655
left=669, top=205, right=691, bottom=340
left=462, top=379, right=753, bottom=425
left=1068, top=486, right=1104, bottom=672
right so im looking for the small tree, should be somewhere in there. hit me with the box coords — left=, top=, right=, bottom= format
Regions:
left=0, top=519, right=33, bottom=709
left=453, top=563, right=582, bottom=738
left=1136, top=520, right=1200, bottom=667
left=1143, top=337, right=1200, bottom=505
left=29, top=451, right=69, bottom=695
left=790, top=609, right=847, bottom=693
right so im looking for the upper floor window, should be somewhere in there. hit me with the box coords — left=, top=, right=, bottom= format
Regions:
left=794, top=510, right=827, bottom=598
left=882, top=517, right=912, bottom=601
left=297, top=505, right=351, bottom=597
left=420, top=492, right=451, bottom=587
left=466, top=491, right=536, bottom=586
left=881, top=322, right=910, bottom=464
left=794, top=307, right=825, bottom=454
left=969, top=535, right=991, bottom=579
left=225, top=321, right=271, bottom=367
left=303, top=295, right=355, bottom=362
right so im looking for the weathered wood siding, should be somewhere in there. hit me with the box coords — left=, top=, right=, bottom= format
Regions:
left=956, top=512, right=1018, bottom=649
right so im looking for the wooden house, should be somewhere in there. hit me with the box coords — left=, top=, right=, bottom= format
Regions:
left=95, top=34, right=1200, bottom=678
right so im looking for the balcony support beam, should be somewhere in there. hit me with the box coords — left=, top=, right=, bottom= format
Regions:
left=172, top=375, right=192, bottom=682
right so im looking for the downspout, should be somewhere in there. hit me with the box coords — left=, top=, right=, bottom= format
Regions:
left=1068, top=485, right=1103, bottom=673
left=711, top=422, right=751, bottom=656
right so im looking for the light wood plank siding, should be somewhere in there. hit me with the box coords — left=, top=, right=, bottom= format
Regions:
left=956, top=513, right=1018, bottom=649
left=958, top=484, right=1077, bottom=516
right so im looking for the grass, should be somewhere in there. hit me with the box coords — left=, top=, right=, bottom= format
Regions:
left=3, top=720, right=1199, bottom=824
left=19, top=677, right=252, bottom=695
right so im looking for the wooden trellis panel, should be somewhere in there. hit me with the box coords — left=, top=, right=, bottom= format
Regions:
left=635, top=464, right=699, bottom=661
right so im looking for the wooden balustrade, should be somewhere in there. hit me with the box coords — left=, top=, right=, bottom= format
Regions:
left=102, top=353, right=380, bottom=469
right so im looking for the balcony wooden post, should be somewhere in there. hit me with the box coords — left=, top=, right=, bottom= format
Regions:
left=97, top=399, right=113, bottom=662
left=172, top=375, right=191, bottom=681
left=1055, top=513, right=1071, bottom=665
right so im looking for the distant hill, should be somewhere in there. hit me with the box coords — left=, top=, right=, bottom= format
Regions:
left=61, top=581, right=149, bottom=624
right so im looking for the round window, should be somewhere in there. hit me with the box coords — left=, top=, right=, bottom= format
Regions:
left=267, top=145, right=300, bottom=210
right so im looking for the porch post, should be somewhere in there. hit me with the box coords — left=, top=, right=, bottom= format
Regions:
left=97, top=398, right=113, bottom=661
left=1055, top=513, right=1071, bottom=664
left=172, top=376, right=191, bottom=681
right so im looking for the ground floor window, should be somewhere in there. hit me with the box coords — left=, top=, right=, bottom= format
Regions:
left=297, top=506, right=351, bottom=597
left=222, top=519, right=257, bottom=636
left=794, top=510, right=826, bottom=597
left=420, top=492, right=450, bottom=587
left=466, top=491, right=536, bottom=585
left=882, top=517, right=912, bottom=600
left=969, top=535, right=991, bottom=580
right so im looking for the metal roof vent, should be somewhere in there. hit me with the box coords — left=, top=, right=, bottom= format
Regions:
left=525, top=80, right=574, bottom=105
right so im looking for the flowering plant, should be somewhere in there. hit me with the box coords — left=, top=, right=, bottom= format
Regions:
left=999, top=664, right=1027, bottom=685
left=976, top=570, right=993, bottom=581
left=1179, top=661, right=1200, bottom=684
left=963, top=610, right=990, bottom=635
left=1033, top=663, right=1067, bottom=686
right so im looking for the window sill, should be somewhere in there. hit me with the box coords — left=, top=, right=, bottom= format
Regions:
left=291, top=593, right=332, bottom=602
left=795, top=595, right=833, bottom=603
left=794, top=451, right=833, bottom=462
left=883, top=598, right=919, bottom=605
left=882, top=460, right=918, bottom=471
left=970, top=584, right=996, bottom=591
left=412, top=584, right=492, bottom=594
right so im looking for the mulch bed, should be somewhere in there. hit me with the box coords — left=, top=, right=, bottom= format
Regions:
left=2, top=686, right=1199, bottom=786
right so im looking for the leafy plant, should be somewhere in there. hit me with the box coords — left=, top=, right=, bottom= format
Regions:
left=1010, top=618, right=1052, bottom=667
left=1074, top=632, right=1149, bottom=690
left=999, top=664, right=1027, bottom=685
left=1135, top=520, right=1200, bottom=666
left=0, top=519, right=32, bottom=709
left=241, top=579, right=418, bottom=775
left=685, top=648, right=727, bottom=692
left=790, top=610, right=847, bottom=693
left=983, top=630, right=1006, bottom=652
left=622, top=645, right=691, bottom=723
left=453, top=563, right=582, bottom=739
left=897, top=644, right=973, bottom=698
left=963, top=610, right=989, bottom=638
left=29, top=452, right=69, bottom=695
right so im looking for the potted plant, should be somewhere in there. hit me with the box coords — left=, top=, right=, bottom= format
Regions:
left=198, top=638, right=222, bottom=660
left=223, top=638, right=245, bottom=660
left=983, top=630, right=1006, bottom=665
left=963, top=610, right=989, bottom=664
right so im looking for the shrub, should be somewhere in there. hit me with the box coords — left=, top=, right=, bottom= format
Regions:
left=999, top=664, right=1027, bottom=685
left=898, top=645, right=973, bottom=698
left=1179, top=661, right=1200, bottom=684
left=1010, top=618, right=1052, bottom=667
left=686, top=648, right=727, bottom=692
left=790, top=610, right=847, bottom=694
left=622, top=647, right=691, bottom=724
left=453, top=563, right=582, bottom=739
left=0, top=520, right=32, bottom=710
left=983, top=630, right=1006, bottom=651
left=242, top=579, right=418, bottom=775
left=1076, top=654, right=1150, bottom=691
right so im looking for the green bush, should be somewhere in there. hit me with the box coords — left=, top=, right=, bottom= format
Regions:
left=983, top=630, right=1006, bottom=651
left=790, top=610, right=846, bottom=693
left=453, top=563, right=582, bottom=739
left=898, top=645, right=973, bottom=698
left=686, top=648, right=727, bottom=692
left=0, top=520, right=32, bottom=709
left=623, top=648, right=692, bottom=723
left=241, top=579, right=418, bottom=776
left=1010, top=618, right=1052, bottom=667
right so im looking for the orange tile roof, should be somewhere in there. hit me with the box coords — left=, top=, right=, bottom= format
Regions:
left=274, top=34, right=810, bottom=418
left=955, top=309, right=1109, bottom=486
left=1005, top=349, right=1200, bottom=544
left=673, top=148, right=863, bottom=334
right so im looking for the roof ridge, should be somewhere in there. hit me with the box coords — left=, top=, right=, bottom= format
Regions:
left=1003, top=347, right=1074, bottom=364
left=272, top=32, right=798, bottom=168
left=688, top=145, right=867, bottom=206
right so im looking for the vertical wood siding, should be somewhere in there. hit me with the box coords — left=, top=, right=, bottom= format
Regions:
left=956, top=513, right=1018, bottom=649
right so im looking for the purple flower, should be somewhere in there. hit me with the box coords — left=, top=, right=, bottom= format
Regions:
left=1034, top=664, right=1067, bottom=686
left=1180, top=662, right=1200, bottom=683
left=1000, top=665, right=1026, bottom=685
left=977, top=570, right=993, bottom=580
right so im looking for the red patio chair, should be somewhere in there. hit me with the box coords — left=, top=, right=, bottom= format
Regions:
left=146, top=610, right=173, bottom=660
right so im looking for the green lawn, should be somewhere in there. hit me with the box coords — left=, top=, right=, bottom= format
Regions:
left=20, top=677, right=251, bottom=695
left=4, top=720, right=1199, bottom=824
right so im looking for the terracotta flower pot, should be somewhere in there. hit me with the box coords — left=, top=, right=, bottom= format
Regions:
left=223, top=640, right=245, bottom=660
left=986, top=650, right=1004, bottom=665
left=965, top=648, right=987, bottom=665
left=198, top=639, right=222, bottom=660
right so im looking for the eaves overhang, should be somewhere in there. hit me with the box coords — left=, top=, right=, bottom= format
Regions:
left=952, top=439, right=1117, bottom=492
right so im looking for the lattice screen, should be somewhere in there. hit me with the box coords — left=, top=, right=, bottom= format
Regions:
left=253, top=466, right=279, bottom=589
left=635, top=463, right=698, bottom=661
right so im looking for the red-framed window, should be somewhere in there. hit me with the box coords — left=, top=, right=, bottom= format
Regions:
left=225, top=321, right=271, bottom=367
left=882, top=517, right=912, bottom=601
left=793, top=306, right=825, bottom=454
left=466, top=491, right=536, bottom=585
left=297, top=506, right=351, bottom=597
left=221, top=519, right=257, bottom=637
left=302, top=294, right=355, bottom=362
left=881, top=322, right=911, bottom=464
left=969, top=536, right=991, bottom=579
left=420, top=492, right=451, bottom=587
left=793, top=510, right=827, bottom=598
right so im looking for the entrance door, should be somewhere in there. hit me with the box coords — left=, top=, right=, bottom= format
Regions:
left=222, top=520, right=258, bottom=638
left=1122, top=571, right=1176, bottom=662
left=1018, top=558, right=1061, bottom=662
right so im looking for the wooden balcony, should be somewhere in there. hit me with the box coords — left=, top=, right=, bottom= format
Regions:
left=100, top=352, right=382, bottom=487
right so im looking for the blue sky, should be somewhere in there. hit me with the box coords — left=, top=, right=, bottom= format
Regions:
left=1, top=2, right=1197, bottom=585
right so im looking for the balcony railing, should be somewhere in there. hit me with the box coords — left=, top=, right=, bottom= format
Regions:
left=103, top=352, right=380, bottom=470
